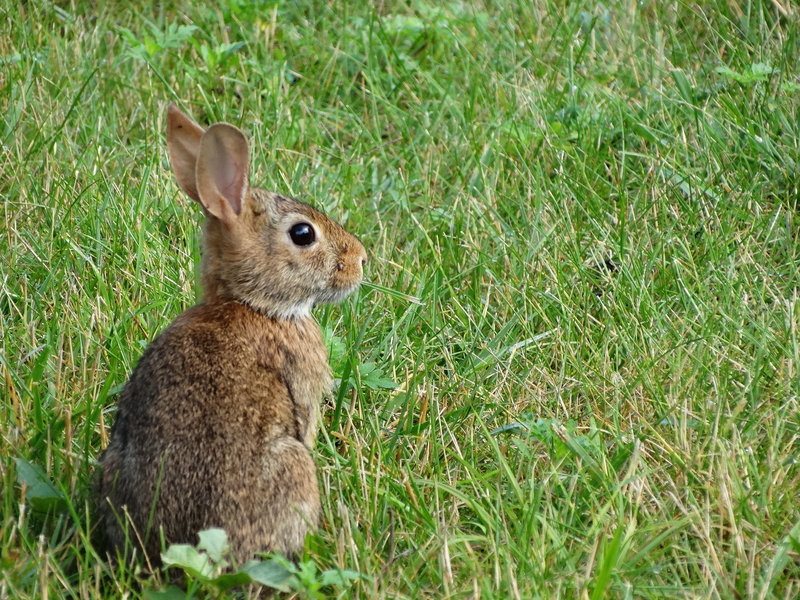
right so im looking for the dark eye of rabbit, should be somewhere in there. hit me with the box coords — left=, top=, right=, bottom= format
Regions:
left=289, top=222, right=316, bottom=246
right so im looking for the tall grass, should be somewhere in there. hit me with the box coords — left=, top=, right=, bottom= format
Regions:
left=2, top=1, right=799, bottom=598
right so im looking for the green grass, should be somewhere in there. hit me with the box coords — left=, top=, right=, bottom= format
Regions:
left=2, top=0, right=800, bottom=598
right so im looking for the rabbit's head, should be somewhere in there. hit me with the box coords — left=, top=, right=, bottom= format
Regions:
left=166, top=104, right=366, bottom=320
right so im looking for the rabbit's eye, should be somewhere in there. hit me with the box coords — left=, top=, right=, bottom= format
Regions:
left=289, top=222, right=316, bottom=246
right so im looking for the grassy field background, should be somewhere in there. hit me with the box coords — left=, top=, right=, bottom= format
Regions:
left=2, top=1, right=800, bottom=598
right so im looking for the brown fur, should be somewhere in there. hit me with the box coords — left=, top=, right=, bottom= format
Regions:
left=96, top=104, right=366, bottom=566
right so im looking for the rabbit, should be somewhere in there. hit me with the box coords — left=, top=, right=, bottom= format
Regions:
left=96, top=103, right=367, bottom=568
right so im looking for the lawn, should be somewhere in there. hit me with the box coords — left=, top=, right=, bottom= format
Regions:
left=1, top=1, right=799, bottom=598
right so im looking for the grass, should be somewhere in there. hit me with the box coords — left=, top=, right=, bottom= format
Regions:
left=2, top=0, right=800, bottom=598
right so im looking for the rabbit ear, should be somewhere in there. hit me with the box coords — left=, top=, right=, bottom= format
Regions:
left=166, top=103, right=206, bottom=203
left=195, top=123, right=249, bottom=226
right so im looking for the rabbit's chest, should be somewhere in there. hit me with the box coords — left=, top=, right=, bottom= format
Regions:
left=282, top=360, right=331, bottom=448
left=256, top=318, right=332, bottom=448
left=284, top=332, right=332, bottom=446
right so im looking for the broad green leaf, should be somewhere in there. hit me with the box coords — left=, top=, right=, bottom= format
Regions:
left=13, top=457, right=67, bottom=513
left=197, top=528, right=228, bottom=564
left=358, top=361, right=397, bottom=390
left=161, top=544, right=213, bottom=578
left=297, top=558, right=318, bottom=585
left=209, top=570, right=254, bottom=590
left=750, top=62, right=776, bottom=77
left=242, top=559, right=294, bottom=592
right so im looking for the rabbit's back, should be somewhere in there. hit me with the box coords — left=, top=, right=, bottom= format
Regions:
left=98, top=301, right=329, bottom=563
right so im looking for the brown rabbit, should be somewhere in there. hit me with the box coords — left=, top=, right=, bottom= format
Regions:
left=96, top=104, right=366, bottom=567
